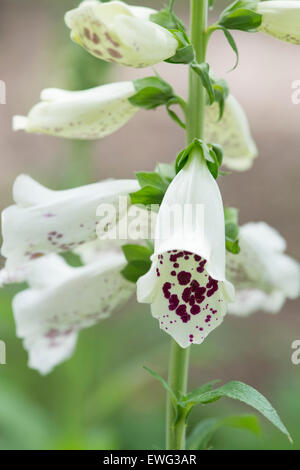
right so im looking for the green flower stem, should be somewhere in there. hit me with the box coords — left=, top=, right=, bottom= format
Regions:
left=186, top=0, right=208, bottom=144
left=166, top=341, right=190, bottom=449
left=166, top=0, right=208, bottom=450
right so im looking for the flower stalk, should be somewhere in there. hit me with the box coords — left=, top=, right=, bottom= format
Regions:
left=166, top=0, right=208, bottom=450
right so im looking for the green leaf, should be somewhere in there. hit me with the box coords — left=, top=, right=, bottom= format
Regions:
left=121, top=261, right=151, bottom=283
left=219, top=26, right=239, bottom=70
left=130, top=76, right=175, bottom=110
left=155, top=162, right=176, bottom=182
left=224, top=206, right=240, bottom=254
left=121, top=244, right=153, bottom=283
left=211, top=77, right=230, bottom=120
left=136, top=171, right=169, bottom=192
left=166, top=99, right=186, bottom=129
left=183, top=380, right=221, bottom=403
left=191, top=62, right=215, bottom=105
left=130, top=186, right=165, bottom=206
left=184, top=380, right=292, bottom=442
left=224, top=206, right=239, bottom=225
left=122, top=244, right=153, bottom=263
left=188, top=414, right=260, bottom=450
left=143, top=366, right=178, bottom=406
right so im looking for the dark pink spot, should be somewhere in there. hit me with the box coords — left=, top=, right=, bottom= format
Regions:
left=177, top=271, right=191, bottom=286
left=107, top=48, right=122, bottom=59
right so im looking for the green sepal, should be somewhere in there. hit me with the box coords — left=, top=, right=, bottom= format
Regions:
left=121, top=244, right=153, bottom=283
left=175, top=139, right=223, bottom=179
left=219, top=1, right=262, bottom=32
left=165, top=31, right=194, bottom=65
left=130, top=170, right=171, bottom=207
left=155, top=162, right=176, bottom=183
left=150, top=7, right=186, bottom=33
left=130, top=76, right=175, bottom=110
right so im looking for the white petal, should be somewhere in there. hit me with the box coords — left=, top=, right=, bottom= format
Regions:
left=228, top=289, right=286, bottom=316
left=137, top=150, right=234, bottom=347
left=13, top=82, right=138, bottom=139
left=257, top=1, right=300, bottom=44
left=64, top=1, right=178, bottom=67
left=205, top=95, right=258, bottom=171
left=1, top=175, right=139, bottom=270
left=12, top=251, right=134, bottom=374
left=226, top=222, right=300, bottom=314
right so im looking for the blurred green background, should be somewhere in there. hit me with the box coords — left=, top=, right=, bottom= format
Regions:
left=0, top=0, right=299, bottom=450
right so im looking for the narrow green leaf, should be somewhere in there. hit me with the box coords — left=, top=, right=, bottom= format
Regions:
left=188, top=414, right=260, bottom=450
left=220, top=26, right=239, bottom=70
left=191, top=63, right=215, bottom=105
left=184, top=380, right=292, bottom=442
left=143, top=366, right=178, bottom=406
left=183, top=380, right=221, bottom=403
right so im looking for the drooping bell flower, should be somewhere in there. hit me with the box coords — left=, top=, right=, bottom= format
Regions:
left=10, top=249, right=134, bottom=374
left=64, top=0, right=178, bottom=68
left=257, top=1, right=300, bottom=44
left=226, top=222, right=300, bottom=316
left=205, top=95, right=258, bottom=171
left=13, top=82, right=138, bottom=139
left=1, top=174, right=139, bottom=272
left=137, top=148, right=235, bottom=348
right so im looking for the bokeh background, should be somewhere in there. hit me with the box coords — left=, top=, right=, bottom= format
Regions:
left=0, top=0, right=299, bottom=450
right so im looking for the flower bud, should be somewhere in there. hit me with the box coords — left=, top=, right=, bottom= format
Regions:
left=65, top=1, right=178, bottom=67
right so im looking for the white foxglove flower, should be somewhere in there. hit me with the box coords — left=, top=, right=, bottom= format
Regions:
left=205, top=95, right=258, bottom=171
left=227, top=222, right=300, bottom=316
left=1, top=174, right=139, bottom=272
left=65, top=1, right=178, bottom=68
left=11, top=250, right=134, bottom=374
left=257, top=1, right=300, bottom=44
left=137, top=149, right=234, bottom=348
left=13, top=82, right=138, bottom=139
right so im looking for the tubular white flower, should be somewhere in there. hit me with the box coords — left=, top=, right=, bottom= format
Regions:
left=205, top=95, right=258, bottom=171
left=227, top=222, right=300, bottom=316
left=1, top=174, right=139, bottom=272
left=257, top=1, right=300, bottom=44
left=64, top=1, right=178, bottom=68
left=137, top=149, right=234, bottom=348
left=11, top=250, right=134, bottom=374
left=13, top=82, right=138, bottom=139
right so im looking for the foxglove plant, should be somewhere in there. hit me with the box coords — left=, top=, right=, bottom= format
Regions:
left=3, top=0, right=300, bottom=450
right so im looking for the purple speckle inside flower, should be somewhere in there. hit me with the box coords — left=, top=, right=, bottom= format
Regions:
left=157, top=250, right=224, bottom=345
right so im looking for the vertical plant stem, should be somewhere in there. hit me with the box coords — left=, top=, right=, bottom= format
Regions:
left=166, top=0, right=208, bottom=450
left=187, top=0, right=208, bottom=144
